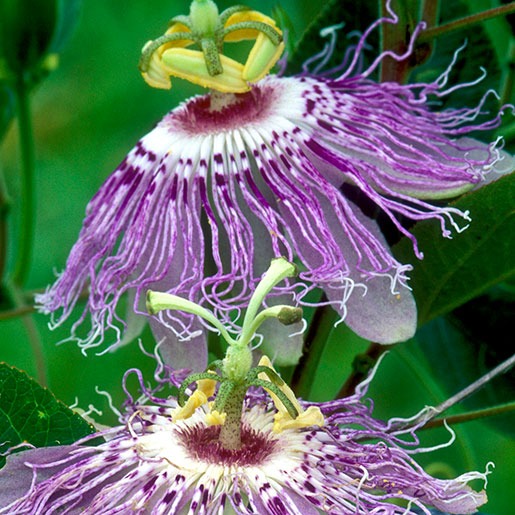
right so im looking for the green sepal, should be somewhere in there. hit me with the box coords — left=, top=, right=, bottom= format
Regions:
left=0, top=0, right=57, bottom=75
left=49, top=0, right=82, bottom=55
left=392, top=173, right=515, bottom=326
left=285, top=0, right=377, bottom=76
left=0, top=84, right=15, bottom=143
left=271, top=4, right=296, bottom=55
left=417, top=289, right=515, bottom=438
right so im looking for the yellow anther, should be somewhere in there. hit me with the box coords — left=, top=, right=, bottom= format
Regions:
left=197, top=375, right=218, bottom=399
left=167, top=22, right=195, bottom=43
left=172, top=373, right=218, bottom=422
left=172, top=390, right=208, bottom=421
left=205, top=407, right=227, bottom=426
left=224, top=11, right=284, bottom=84
left=275, top=406, right=325, bottom=432
left=141, top=41, right=173, bottom=89
left=243, top=33, right=285, bottom=83
left=257, top=356, right=324, bottom=433
left=161, top=48, right=250, bottom=93
left=223, top=11, right=279, bottom=41
left=141, top=24, right=194, bottom=89
left=140, top=5, right=283, bottom=92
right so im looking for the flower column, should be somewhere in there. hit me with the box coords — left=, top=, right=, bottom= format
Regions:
left=147, top=257, right=315, bottom=450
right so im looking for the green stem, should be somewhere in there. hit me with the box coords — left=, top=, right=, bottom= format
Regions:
left=218, top=384, right=246, bottom=449
left=12, top=76, right=36, bottom=287
left=417, top=3, right=515, bottom=43
left=6, top=283, right=47, bottom=386
left=0, top=304, right=34, bottom=320
left=21, top=312, right=47, bottom=386
left=290, top=298, right=338, bottom=399
left=335, top=342, right=388, bottom=399
left=413, top=0, right=441, bottom=68
left=395, top=342, right=476, bottom=471
left=354, top=345, right=477, bottom=470
left=379, top=0, right=418, bottom=84
left=389, top=352, right=515, bottom=433
left=0, top=165, right=10, bottom=281
left=420, top=0, right=440, bottom=28
left=421, top=401, right=515, bottom=430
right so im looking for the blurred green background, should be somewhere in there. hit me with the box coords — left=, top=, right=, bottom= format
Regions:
left=1, top=1, right=514, bottom=513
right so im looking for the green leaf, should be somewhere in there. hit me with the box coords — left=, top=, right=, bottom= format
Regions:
left=49, top=0, right=83, bottom=54
left=0, top=362, right=95, bottom=468
left=416, top=288, right=515, bottom=437
left=392, top=173, right=515, bottom=326
left=271, top=4, right=297, bottom=57
left=284, top=0, right=378, bottom=76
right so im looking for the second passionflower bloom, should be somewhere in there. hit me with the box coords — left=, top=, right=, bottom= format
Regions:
left=2, top=262, right=491, bottom=514
left=0, top=368, right=490, bottom=515
left=36, top=0, right=513, bottom=371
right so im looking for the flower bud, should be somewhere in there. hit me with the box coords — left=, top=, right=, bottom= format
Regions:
left=277, top=306, right=303, bottom=326
left=0, top=0, right=80, bottom=83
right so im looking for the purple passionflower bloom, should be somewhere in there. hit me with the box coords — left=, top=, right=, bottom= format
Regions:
left=0, top=360, right=491, bottom=515
left=36, top=5, right=513, bottom=371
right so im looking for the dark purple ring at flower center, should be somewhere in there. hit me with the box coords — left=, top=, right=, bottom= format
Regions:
left=177, top=423, right=278, bottom=466
left=168, top=84, right=280, bottom=135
